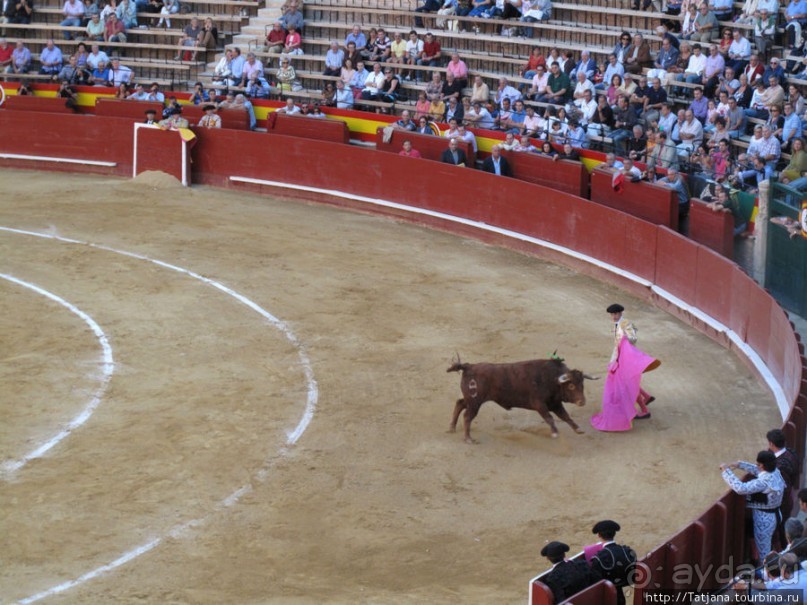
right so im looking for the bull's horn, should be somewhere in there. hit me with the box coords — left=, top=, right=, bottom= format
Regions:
left=557, top=373, right=570, bottom=384
left=583, top=374, right=600, bottom=381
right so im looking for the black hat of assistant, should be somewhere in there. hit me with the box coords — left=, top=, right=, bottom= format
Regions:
left=145, top=108, right=156, bottom=115
left=593, top=520, right=621, bottom=534
left=606, top=304, right=625, bottom=314
left=540, top=541, right=570, bottom=558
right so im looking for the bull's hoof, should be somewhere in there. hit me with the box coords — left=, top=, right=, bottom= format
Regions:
left=448, top=426, right=457, bottom=433
left=464, top=437, right=479, bottom=445
left=551, top=432, right=559, bottom=439
left=574, top=428, right=585, bottom=435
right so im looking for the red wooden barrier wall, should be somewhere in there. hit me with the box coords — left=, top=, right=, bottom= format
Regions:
left=689, top=199, right=735, bottom=259
left=5, top=94, right=78, bottom=114
left=374, top=126, right=475, bottom=165
left=270, top=113, right=351, bottom=144
left=502, top=150, right=589, bottom=198
left=590, top=169, right=679, bottom=230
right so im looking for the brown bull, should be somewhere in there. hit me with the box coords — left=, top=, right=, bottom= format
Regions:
left=447, top=357, right=597, bottom=443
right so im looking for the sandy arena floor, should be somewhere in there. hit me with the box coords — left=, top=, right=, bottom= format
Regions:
left=0, top=169, right=781, bottom=604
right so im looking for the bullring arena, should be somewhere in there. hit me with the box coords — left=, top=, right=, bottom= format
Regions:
left=0, top=166, right=793, bottom=604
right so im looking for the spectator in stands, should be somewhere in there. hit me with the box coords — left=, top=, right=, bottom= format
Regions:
left=701, top=44, right=726, bottom=96
left=104, top=13, right=126, bottom=44
left=280, top=0, right=303, bottom=32
left=520, top=0, right=550, bottom=37
left=575, top=89, right=597, bottom=126
left=284, top=23, right=303, bottom=55
left=399, top=140, right=422, bottom=158
left=239, top=52, right=263, bottom=87
left=265, top=21, right=286, bottom=54
left=712, top=0, right=735, bottom=20
left=85, top=13, right=104, bottom=40
left=446, top=52, right=468, bottom=89
left=416, top=32, right=442, bottom=78
left=340, top=58, right=356, bottom=89
left=125, top=83, right=147, bottom=100
left=196, top=18, right=217, bottom=60
left=344, top=24, right=366, bottom=49
left=587, top=94, right=615, bottom=142
left=443, top=71, right=463, bottom=102
left=38, top=39, right=63, bottom=76
left=779, top=137, right=807, bottom=188
left=415, top=0, right=441, bottom=28
left=612, top=32, right=632, bottom=65
left=708, top=186, right=748, bottom=235
left=228, top=47, right=245, bottom=87
left=742, top=53, right=764, bottom=86
left=334, top=80, right=353, bottom=109
left=388, top=31, right=406, bottom=66
left=767, top=104, right=784, bottom=137
left=54, top=53, right=81, bottom=84
left=707, top=115, right=731, bottom=144
left=495, top=76, right=522, bottom=108
left=675, top=42, right=705, bottom=94
left=753, top=10, right=776, bottom=62
left=106, top=55, right=131, bottom=86
left=323, top=41, right=344, bottom=77
left=732, top=73, right=753, bottom=109
left=726, top=29, right=752, bottom=74
left=60, top=0, right=84, bottom=39
left=88, top=59, right=110, bottom=84
left=445, top=95, right=462, bottom=121
left=747, top=75, right=784, bottom=119
left=642, top=77, right=668, bottom=124
left=788, top=84, right=805, bottom=116
left=342, top=41, right=360, bottom=72
left=601, top=152, right=624, bottom=171
left=657, top=102, right=677, bottom=133
left=10, top=0, right=31, bottom=23
left=425, top=71, right=444, bottom=102
left=756, top=124, right=781, bottom=176
left=604, top=74, right=623, bottom=106
left=276, top=97, right=300, bottom=115
left=368, top=28, right=391, bottom=63
left=393, top=109, right=417, bottom=131
left=540, top=63, right=568, bottom=104
left=434, top=0, right=457, bottom=30
left=157, top=0, right=178, bottom=28
left=598, top=54, right=625, bottom=93
left=412, top=91, right=431, bottom=120
left=403, top=31, right=423, bottom=81
left=572, top=70, right=593, bottom=102
left=0, top=38, right=11, bottom=72
left=763, top=58, right=786, bottom=90
left=441, top=137, right=467, bottom=165
left=221, top=93, right=255, bottom=129
left=570, top=49, right=596, bottom=81
left=212, top=48, right=232, bottom=90
left=464, top=100, right=494, bottom=129
left=360, top=62, right=384, bottom=102
left=189, top=81, right=209, bottom=105
left=689, top=86, right=708, bottom=122
left=527, top=64, right=548, bottom=100
left=628, top=75, right=649, bottom=116
left=765, top=429, right=800, bottom=543
left=117, top=0, right=136, bottom=28
left=493, top=97, right=512, bottom=129
left=689, top=3, right=719, bottom=43
left=785, top=0, right=807, bottom=51
left=350, top=61, right=370, bottom=98
left=677, top=109, right=704, bottom=155
left=413, top=115, right=432, bottom=134
left=724, top=95, right=746, bottom=136
left=655, top=166, right=689, bottom=224
left=647, top=132, right=680, bottom=175
left=470, top=74, right=490, bottom=103
left=481, top=144, right=511, bottom=175
left=625, top=32, right=652, bottom=75
left=648, top=38, right=678, bottom=82
left=276, top=56, right=297, bottom=92
left=564, top=120, right=586, bottom=148
left=520, top=47, right=546, bottom=81
left=610, top=95, right=638, bottom=151
left=625, top=124, right=647, bottom=161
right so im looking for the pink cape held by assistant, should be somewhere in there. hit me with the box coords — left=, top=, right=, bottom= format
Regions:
left=591, top=337, right=661, bottom=432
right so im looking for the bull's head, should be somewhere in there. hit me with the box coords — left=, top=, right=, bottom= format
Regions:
left=557, top=370, right=599, bottom=407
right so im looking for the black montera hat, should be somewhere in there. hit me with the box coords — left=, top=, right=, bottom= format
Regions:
left=592, top=520, right=621, bottom=534
left=606, top=304, right=625, bottom=314
left=540, top=541, right=570, bottom=558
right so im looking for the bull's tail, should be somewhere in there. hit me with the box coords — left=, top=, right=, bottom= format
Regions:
left=446, top=362, right=472, bottom=374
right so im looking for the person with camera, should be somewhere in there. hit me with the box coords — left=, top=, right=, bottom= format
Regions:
left=721, top=450, right=786, bottom=561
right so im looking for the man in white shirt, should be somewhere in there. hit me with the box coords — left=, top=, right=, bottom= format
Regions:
left=575, top=88, right=597, bottom=125
left=60, top=0, right=84, bottom=40
left=334, top=80, right=353, bottom=109
left=676, top=109, right=703, bottom=155
left=464, top=101, right=494, bottom=130
left=86, top=44, right=108, bottom=70
left=528, top=64, right=549, bottom=100
left=727, top=28, right=752, bottom=73
left=277, top=97, right=301, bottom=115
left=572, top=70, right=594, bottom=102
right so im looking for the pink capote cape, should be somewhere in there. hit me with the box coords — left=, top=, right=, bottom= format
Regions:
left=591, top=337, right=660, bottom=432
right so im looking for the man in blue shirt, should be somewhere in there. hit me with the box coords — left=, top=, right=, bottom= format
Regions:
left=344, top=24, right=366, bottom=49
left=39, top=39, right=63, bottom=75
left=781, top=103, right=803, bottom=152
